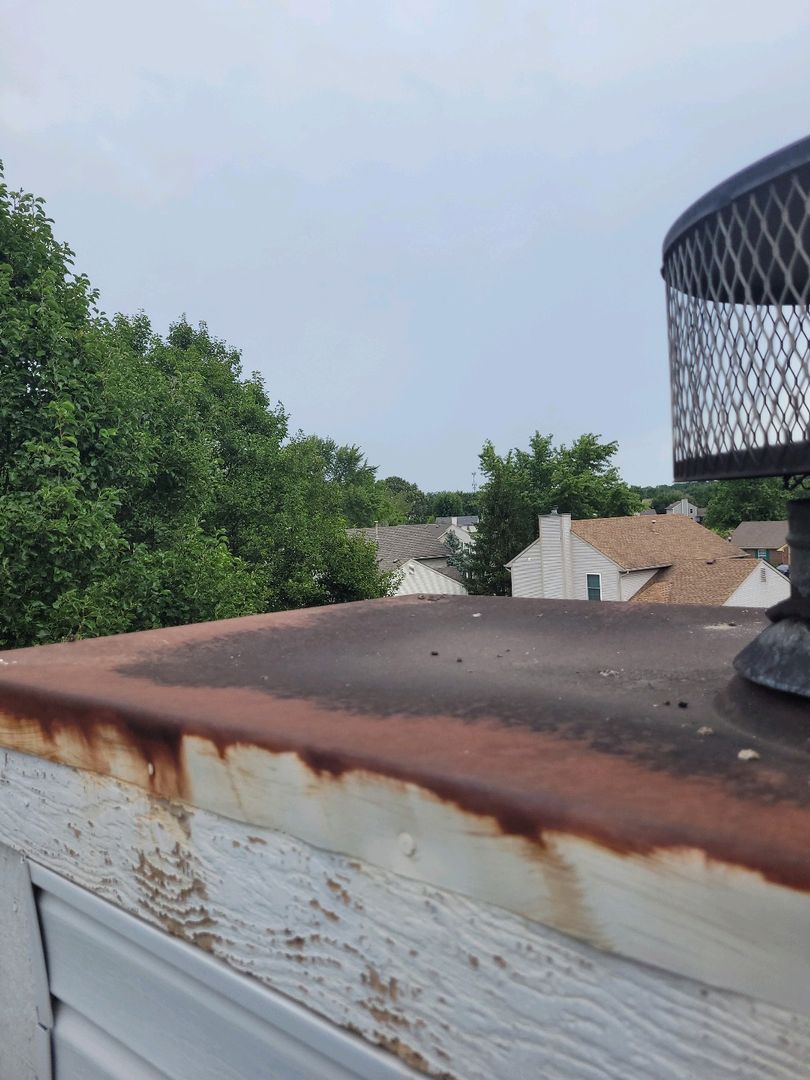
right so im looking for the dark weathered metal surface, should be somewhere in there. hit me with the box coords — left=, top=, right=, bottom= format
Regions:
left=1, top=596, right=810, bottom=889
left=736, top=499, right=810, bottom=698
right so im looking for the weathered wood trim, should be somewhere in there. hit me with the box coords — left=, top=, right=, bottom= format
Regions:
left=1, top=750, right=809, bottom=1078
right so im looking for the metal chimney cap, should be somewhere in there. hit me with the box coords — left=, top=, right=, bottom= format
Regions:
left=663, top=135, right=810, bottom=482
left=663, top=133, right=810, bottom=261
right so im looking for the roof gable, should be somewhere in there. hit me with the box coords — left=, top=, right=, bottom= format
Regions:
left=728, top=521, right=789, bottom=550
left=571, top=515, right=744, bottom=571
left=631, top=556, right=758, bottom=605
left=505, top=537, right=542, bottom=568
left=348, top=523, right=451, bottom=570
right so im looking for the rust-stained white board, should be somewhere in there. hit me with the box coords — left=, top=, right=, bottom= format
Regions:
left=1, top=750, right=810, bottom=1079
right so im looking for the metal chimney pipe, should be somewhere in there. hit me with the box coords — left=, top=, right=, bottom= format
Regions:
left=734, top=498, right=810, bottom=696
left=663, top=135, right=810, bottom=698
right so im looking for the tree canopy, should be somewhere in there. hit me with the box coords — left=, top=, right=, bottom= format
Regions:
left=630, top=481, right=714, bottom=515
left=703, top=478, right=790, bottom=533
left=466, top=433, right=641, bottom=594
left=0, top=171, right=393, bottom=649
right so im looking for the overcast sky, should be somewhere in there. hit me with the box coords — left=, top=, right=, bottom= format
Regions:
left=3, top=2, right=810, bottom=490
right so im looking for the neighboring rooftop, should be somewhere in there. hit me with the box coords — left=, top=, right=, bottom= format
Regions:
left=349, top=523, right=451, bottom=570
left=631, top=555, right=760, bottom=605
left=571, top=514, right=744, bottom=571
left=565, top=514, right=774, bottom=605
left=729, top=520, right=789, bottom=551
left=435, top=515, right=480, bottom=527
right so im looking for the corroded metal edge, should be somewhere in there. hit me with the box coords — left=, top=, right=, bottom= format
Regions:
left=0, top=597, right=808, bottom=885
left=2, top=596, right=810, bottom=1012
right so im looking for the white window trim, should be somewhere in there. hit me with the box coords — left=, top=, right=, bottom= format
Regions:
left=586, top=572, right=602, bottom=601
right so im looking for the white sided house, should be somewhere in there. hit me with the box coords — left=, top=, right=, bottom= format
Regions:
left=666, top=497, right=707, bottom=523
left=349, top=523, right=467, bottom=596
left=507, top=512, right=789, bottom=608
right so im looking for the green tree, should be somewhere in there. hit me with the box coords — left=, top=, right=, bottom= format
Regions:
left=466, top=442, right=529, bottom=595
left=380, top=476, right=429, bottom=523
left=548, top=434, right=640, bottom=519
left=631, top=481, right=714, bottom=514
left=704, top=478, right=789, bottom=533
left=467, top=432, right=640, bottom=595
left=444, top=528, right=472, bottom=581
left=0, top=170, right=393, bottom=649
left=429, top=490, right=465, bottom=518
left=0, top=177, right=134, bottom=646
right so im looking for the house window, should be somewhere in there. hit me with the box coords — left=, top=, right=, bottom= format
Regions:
left=756, top=549, right=768, bottom=561
left=586, top=574, right=602, bottom=601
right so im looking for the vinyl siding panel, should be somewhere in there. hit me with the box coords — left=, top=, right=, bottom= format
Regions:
left=725, top=562, right=790, bottom=608
left=510, top=545, right=543, bottom=598
left=394, top=560, right=467, bottom=596
left=538, top=519, right=564, bottom=597
left=619, top=568, right=658, bottom=601
left=571, top=537, right=620, bottom=601
left=36, top=867, right=412, bottom=1080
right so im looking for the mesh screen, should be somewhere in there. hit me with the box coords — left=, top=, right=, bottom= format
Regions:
left=664, top=163, right=810, bottom=480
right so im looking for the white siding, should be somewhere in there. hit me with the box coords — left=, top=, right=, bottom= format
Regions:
left=538, top=518, right=565, bottom=597
left=667, top=499, right=698, bottom=518
left=509, top=541, right=543, bottom=598
left=36, top=867, right=410, bottom=1080
left=394, top=559, right=467, bottom=596
left=510, top=525, right=623, bottom=602
left=7, top=751, right=810, bottom=1079
left=725, top=561, right=790, bottom=608
left=619, top=568, right=658, bottom=600
left=571, top=536, right=621, bottom=601
left=442, top=524, right=475, bottom=547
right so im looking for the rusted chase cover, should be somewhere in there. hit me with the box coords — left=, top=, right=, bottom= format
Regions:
left=1, top=595, right=810, bottom=892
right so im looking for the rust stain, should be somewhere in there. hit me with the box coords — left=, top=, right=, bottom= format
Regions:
left=372, top=1034, right=454, bottom=1080
left=361, top=966, right=399, bottom=1002
left=309, top=898, right=340, bottom=923
left=2, top=597, right=810, bottom=893
left=326, top=878, right=352, bottom=905
left=364, top=1003, right=409, bottom=1027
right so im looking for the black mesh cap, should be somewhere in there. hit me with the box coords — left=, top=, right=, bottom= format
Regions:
left=663, top=136, right=810, bottom=481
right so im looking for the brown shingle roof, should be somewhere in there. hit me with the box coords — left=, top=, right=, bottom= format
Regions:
left=348, top=523, right=451, bottom=570
left=630, top=557, right=758, bottom=605
left=568, top=515, right=758, bottom=605
left=728, top=521, right=789, bottom=551
left=432, top=564, right=465, bottom=584
left=572, top=514, right=745, bottom=571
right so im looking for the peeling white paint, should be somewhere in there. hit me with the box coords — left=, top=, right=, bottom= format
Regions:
left=0, top=750, right=810, bottom=1078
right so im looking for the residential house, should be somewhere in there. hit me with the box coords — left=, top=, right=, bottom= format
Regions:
left=349, top=523, right=467, bottom=596
left=506, top=513, right=789, bottom=608
left=435, top=515, right=479, bottom=535
left=728, top=521, right=790, bottom=567
left=666, top=498, right=708, bottom=524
